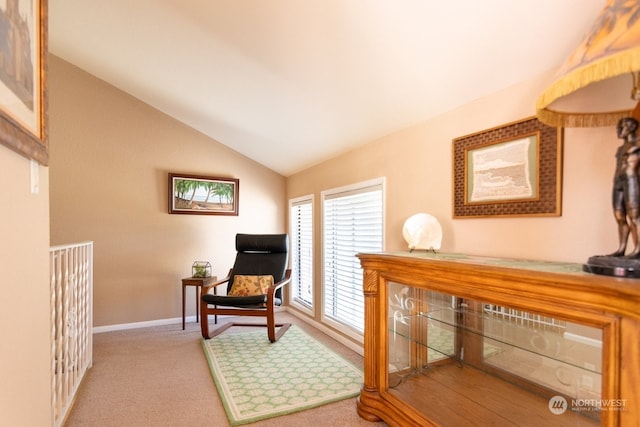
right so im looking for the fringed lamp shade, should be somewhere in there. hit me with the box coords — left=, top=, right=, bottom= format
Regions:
left=536, top=0, right=640, bottom=128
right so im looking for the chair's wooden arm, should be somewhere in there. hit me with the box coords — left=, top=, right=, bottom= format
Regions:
left=202, top=268, right=232, bottom=295
left=275, top=270, right=292, bottom=289
left=266, top=269, right=292, bottom=304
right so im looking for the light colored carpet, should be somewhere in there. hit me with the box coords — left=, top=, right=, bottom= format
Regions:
left=63, top=312, right=387, bottom=427
left=202, top=326, right=362, bottom=425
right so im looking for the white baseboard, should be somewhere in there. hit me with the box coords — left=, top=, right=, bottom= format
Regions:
left=93, top=317, right=188, bottom=333
left=92, top=315, right=235, bottom=334
left=93, top=308, right=364, bottom=359
left=563, top=331, right=602, bottom=348
left=285, top=308, right=364, bottom=356
left=91, top=308, right=289, bottom=334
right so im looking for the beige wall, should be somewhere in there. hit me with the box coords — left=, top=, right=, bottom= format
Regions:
left=49, top=54, right=620, bottom=331
left=0, top=149, right=51, bottom=424
left=287, top=69, right=619, bottom=324
left=0, top=37, right=621, bottom=427
left=49, top=55, right=286, bottom=327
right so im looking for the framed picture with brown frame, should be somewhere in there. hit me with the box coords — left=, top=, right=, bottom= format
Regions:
left=0, top=0, right=49, bottom=165
left=452, top=117, right=562, bottom=218
left=169, top=173, right=239, bottom=216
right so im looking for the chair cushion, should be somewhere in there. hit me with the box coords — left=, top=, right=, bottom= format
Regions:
left=228, top=275, right=273, bottom=296
left=202, top=293, right=282, bottom=307
left=224, top=233, right=289, bottom=299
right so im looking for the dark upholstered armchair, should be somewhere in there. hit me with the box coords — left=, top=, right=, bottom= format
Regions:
left=200, top=233, right=291, bottom=342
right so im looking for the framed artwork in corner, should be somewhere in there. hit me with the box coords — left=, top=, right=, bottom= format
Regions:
left=452, top=117, right=563, bottom=218
left=0, top=0, right=49, bottom=165
left=169, top=173, right=239, bottom=216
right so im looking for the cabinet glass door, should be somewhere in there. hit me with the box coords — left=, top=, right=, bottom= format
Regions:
left=387, top=281, right=603, bottom=425
left=480, top=303, right=601, bottom=402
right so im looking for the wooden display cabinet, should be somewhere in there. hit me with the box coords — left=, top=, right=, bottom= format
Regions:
left=356, top=252, right=640, bottom=426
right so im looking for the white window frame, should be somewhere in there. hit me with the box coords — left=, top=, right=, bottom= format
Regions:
left=321, top=177, right=385, bottom=342
left=289, top=194, right=314, bottom=316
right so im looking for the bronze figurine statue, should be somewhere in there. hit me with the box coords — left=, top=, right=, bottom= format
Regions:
left=610, top=117, right=640, bottom=258
left=584, top=117, right=640, bottom=277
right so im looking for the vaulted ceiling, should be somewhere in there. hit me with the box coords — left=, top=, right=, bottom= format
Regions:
left=49, top=0, right=605, bottom=176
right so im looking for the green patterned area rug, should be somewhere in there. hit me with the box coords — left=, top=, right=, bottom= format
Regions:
left=201, top=325, right=363, bottom=426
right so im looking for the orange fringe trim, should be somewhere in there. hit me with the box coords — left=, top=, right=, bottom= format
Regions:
left=537, top=47, right=640, bottom=127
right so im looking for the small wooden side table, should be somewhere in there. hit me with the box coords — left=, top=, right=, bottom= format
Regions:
left=182, top=276, right=217, bottom=330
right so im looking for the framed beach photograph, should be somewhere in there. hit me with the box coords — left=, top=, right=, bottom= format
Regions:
left=0, top=0, right=49, bottom=165
left=466, top=133, right=539, bottom=204
left=452, top=117, right=562, bottom=218
left=169, top=173, right=239, bottom=216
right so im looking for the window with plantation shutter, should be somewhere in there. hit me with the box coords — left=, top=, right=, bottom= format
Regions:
left=289, top=196, right=314, bottom=312
left=322, top=178, right=384, bottom=336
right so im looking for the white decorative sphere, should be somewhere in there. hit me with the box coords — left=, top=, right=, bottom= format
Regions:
left=402, top=213, right=442, bottom=251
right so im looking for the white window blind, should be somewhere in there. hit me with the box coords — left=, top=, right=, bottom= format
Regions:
left=323, top=179, right=384, bottom=335
left=290, top=197, right=313, bottom=308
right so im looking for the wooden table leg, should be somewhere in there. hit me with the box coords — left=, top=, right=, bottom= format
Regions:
left=214, top=286, right=218, bottom=324
left=196, top=285, right=200, bottom=323
left=182, top=282, right=186, bottom=330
